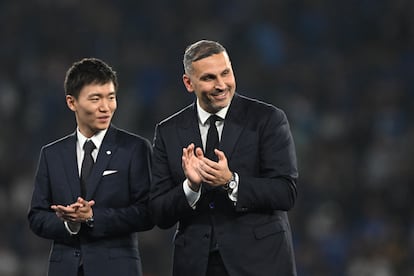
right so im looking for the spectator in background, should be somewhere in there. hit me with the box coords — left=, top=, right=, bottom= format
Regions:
left=150, top=40, right=298, bottom=276
left=28, top=58, right=153, bottom=276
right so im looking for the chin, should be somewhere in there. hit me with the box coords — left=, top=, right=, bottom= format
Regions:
left=95, top=124, right=110, bottom=130
left=215, top=100, right=231, bottom=109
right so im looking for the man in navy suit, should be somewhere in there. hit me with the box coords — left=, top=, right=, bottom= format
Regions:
left=150, top=40, right=299, bottom=276
left=28, top=58, right=153, bottom=276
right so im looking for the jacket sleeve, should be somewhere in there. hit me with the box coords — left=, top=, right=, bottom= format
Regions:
left=149, top=124, right=196, bottom=229
left=234, top=108, right=298, bottom=212
left=28, top=147, right=75, bottom=242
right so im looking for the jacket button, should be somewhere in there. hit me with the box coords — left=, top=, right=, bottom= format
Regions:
left=209, top=202, right=215, bottom=209
left=74, top=251, right=81, bottom=257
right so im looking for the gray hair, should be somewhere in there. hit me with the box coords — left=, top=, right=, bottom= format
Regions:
left=183, top=40, right=227, bottom=74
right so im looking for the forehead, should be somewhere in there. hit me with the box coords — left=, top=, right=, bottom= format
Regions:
left=191, top=52, right=232, bottom=75
left=79, top=82, right=116, bottom=96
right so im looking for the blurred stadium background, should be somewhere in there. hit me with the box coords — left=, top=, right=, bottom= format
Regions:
left=0, top=1, right=413, bottom=275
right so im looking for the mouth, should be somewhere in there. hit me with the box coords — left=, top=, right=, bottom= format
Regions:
left=211, top=90, right=228, bottom=100
left=97, top=116, right=111, bottom=123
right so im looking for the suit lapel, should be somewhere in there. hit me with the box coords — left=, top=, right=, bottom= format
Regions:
left=86, top=126, right=118, bottom=200
left=177, top=103, right=203, bottom=150
left=178, top=98, right=246, bottom=160
left=220, top=94, right=245, bottom=160
left=62, top=132, right=82, bottom=201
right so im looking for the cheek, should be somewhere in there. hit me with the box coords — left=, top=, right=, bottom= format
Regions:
left=199, top=84, right=215, bottom=94
left=107, top=104, right=116, bottom=115
left=226, top=78, right=236, bottom=88
left=79, top=107, right=95, bottom=116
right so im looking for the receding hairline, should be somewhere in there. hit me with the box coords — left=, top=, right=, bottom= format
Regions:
left=183, top=40, right=227, bottom=74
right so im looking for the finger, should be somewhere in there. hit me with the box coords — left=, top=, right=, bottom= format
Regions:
left=53, top=205, right=75, bottom=213
left=202, top=158, right=220, bottom=171
left=77, top=197, right=93, bottom=209
left=184, top=143, right=194, bottom=153
left=88, top=200, right=95, bottom=207
left=75, top=200, right=95, bottom=212
left=215, top=149, right=227, bottom=161
left=183, top=146, right=190, bottom=157
left=78, top=200, right=95, bottom=211
left=77, top=197, right=89, bottom=204
left=184, top=144, right=195, bottom=158
left=202, top=156, right=214, bottom=165
left=195, top=147, right=204, bottom=158
left=182, top=153, right=191, bottom=169
left=69, top=202, right=84, bottom=209
left=199, top=163, right=217, bottom=179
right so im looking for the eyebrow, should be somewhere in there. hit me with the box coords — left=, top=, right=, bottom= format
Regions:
left=200, top=68, right=230, bottom=79
left=88, top=91, right=116, bottom=97
left=200, top=73, right=216, bottom=79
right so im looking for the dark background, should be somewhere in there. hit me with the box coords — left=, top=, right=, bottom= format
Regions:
left=1, top=1, right=413, bottom=275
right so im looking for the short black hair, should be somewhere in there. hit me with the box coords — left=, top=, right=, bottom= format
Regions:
left=183, top=40, right=227, bottom=74
left=64, top=57, right=118, bottom=98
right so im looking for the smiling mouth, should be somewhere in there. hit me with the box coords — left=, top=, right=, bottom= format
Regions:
left=97, top=116, right=110, bottom=121
left=211, top=90, right=227, bottom=98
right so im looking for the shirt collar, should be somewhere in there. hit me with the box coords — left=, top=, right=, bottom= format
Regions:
left=76, top=128, right=108, bottom=150
left=196, top=99, right=230, bottom=125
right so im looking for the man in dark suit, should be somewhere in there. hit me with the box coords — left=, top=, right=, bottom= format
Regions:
left=150, top=40, right=299, bottom=276
left=28, top=58, right=153, bottom=276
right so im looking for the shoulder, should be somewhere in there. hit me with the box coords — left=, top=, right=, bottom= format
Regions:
left=41, top=132, right=75, bottom=152
left=111, top=125, right=151, bottom=148
left=233, top=94, right=287, bottom=119
left=156, top=103, right=195, bottom=128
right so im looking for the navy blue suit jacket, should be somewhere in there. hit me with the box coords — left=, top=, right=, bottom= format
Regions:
left=150, top=94, right=298, bottom=276
left=28, top=125, right=153, bottom=276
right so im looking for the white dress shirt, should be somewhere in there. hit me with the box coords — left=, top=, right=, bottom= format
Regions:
left=183, top=100, right=239, bottom=208
left=65, top=128, right=108, bottom=235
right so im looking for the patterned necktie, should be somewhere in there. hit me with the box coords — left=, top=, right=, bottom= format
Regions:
left=80, top=140, right=96, bottom=197
left=205, top=115, right=220, bottom=162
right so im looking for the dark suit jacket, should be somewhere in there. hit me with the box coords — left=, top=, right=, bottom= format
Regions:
left=150, top=94, right=298, bottom=276
left=28, top=125, right=154, bottom=276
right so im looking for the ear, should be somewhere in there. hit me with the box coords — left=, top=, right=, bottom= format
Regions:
left=182, top=74, right=194, bottom=93
left=66, top=95, right=77, bottom=111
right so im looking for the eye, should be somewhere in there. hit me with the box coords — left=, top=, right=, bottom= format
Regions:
left=201, top=74, right=215, bottom=81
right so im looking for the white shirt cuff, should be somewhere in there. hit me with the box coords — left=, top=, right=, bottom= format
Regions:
left=228, top=172, right=239, bottom=202
left=64, top=221, right=81, bottom=235
left=183, top=179, right=201, bottom=209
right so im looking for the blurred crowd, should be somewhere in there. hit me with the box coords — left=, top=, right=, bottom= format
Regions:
left=0, top=0, right=413, bottom=275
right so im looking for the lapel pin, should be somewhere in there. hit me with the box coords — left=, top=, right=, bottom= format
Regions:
left=106, top=150, right=111, bottom=155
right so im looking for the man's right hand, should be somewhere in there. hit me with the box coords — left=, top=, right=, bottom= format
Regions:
left=51, top=197, right=95, bottom=222
left=182, top=143, right=204, bottom=191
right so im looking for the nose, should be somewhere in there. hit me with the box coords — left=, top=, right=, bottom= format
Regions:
left=215, top=77, right=226, bottom=90
left=99, top=99, right=110, bottom=112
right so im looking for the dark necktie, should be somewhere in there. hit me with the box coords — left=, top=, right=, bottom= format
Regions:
left=205, top=115, right=222, bottom=252
left=80, top=140, right=96, bottom=197
left=205, top=115, right=220, bottom=162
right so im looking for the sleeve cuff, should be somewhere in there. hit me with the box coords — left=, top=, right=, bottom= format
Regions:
left=228, top=172, right=239, bottom=202
left=183, top=179, right=201, bottom=209
left=64, top=221, right=81, bottom=235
